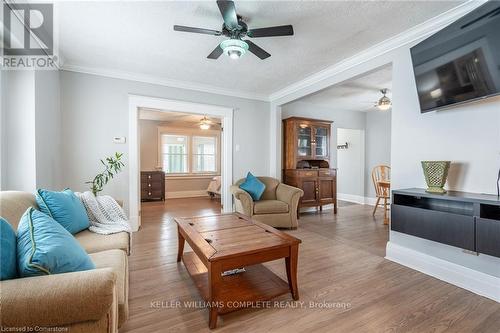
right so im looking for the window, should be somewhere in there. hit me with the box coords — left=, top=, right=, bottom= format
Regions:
left=192, top=136, right=217, bottom=173
left=161, top=135, right=188, bottom=173
left=159, top=132, right=219, bottom=175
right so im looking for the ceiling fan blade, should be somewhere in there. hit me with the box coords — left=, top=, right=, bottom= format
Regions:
left=217, top=0, right=239, bottom=30
left=246, top=40, right=271, bottom=60
left=248, top=25, right=294, bottom=38
left=207, top=45, right=224, bottom=59
left=174, top=25, right=221, bottom=36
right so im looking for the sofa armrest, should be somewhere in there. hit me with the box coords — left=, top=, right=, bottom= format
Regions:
left=276, top=183, right=303, bottom=204
left=0, top=268, right=117, bottom=328
left=230, top=185, right=254, bottom=216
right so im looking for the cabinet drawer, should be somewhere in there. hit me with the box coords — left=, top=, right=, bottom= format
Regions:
left=476, top=217, right=500, bottom=257
left=296, top=170, right=318, bottom=178
left=141, top=189, right=162, bottom=198
left=141, top=172, right=164, bottom=181
left=391, top=204, right=475, bottom=251
left=141, top=182, right=162, bottom=190
left=319, top=169, right=335, bottom=177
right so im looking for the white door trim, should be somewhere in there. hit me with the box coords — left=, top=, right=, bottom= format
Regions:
left=128, top=94, right=233, bottom=231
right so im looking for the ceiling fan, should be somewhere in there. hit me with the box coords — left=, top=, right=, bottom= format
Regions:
left=173, top=0, right=294, bottom=60
left=363, top=89, right=392, bottom=111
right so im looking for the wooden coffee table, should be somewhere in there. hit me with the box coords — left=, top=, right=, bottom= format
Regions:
left=175, top=213, right=301, bottom=329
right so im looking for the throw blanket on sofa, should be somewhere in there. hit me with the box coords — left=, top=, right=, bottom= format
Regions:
left=75, top=191, right=131, bottom=235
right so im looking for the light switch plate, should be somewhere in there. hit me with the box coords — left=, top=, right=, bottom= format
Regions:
left=113, top=137, right=126, bottom=144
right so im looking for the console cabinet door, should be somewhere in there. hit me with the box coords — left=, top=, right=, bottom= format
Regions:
left=476, top=217, right=500, bottom=257
left=300, top=179, right=318, bottom=205
left=391, top=204, right=475, bottom=251
left=318, top=178, right=335, bottom=204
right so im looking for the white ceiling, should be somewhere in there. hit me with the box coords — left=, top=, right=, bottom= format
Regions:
left=297, top=64, right=393, bottom=112
left=57, top=1, right=464, bottom=98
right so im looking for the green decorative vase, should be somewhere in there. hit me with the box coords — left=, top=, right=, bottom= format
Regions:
left=421, top=161, right=451, bottom=194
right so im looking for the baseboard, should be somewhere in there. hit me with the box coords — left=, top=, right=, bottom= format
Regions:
left=337, top=193, right=377, bottom=206
left=165, top=190, right=208, bottom=199
left=364, top=197, right=377, bottom=206
left=386, top=241, right=500, bottom=303
left=337, top=193, right=365, bottom=205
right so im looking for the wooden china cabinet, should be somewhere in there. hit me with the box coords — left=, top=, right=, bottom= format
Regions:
left=282, top=117, right=337, bottom=214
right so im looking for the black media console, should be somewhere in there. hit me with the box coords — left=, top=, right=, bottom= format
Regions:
left=391, top=188, right=500, bottom=258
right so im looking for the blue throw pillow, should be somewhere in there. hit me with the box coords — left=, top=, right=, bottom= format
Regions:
left=36, top=188, right=89, bottom=234
left=239, top=172, right=266, bottom=201
left=17, top=208, right=95, bottom=277
left=1, top=217, right=17, bottom=280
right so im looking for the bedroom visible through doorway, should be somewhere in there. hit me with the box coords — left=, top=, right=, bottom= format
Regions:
left=139, top=108, right=223, bottom=218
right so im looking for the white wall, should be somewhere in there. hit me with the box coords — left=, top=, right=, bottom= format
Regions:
left=0, top=70, right=5, bottom=190
left=390, top=46, right=500, bottom=277
left=365, top=110, right=391, bottom=198
left=34, top=71, right=61, bottom=190
left=1, top=71, right=37, bottom=192
left=1, top=70, right=61, bottom=192
left=337, top=128, right=365, bottom=198
left=60, top=71, right=270, bottom=208
left=139, top=119, right=161, bottom=171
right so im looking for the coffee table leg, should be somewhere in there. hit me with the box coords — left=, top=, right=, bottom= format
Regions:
left=285, top=244, right=299, bottom=300
left=177, top=229, right=185, bottom=262
left=208, top=262, right=222, bottom=329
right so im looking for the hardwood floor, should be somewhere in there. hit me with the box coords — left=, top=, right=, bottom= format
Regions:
left=121, top=198, right=500, bottom=332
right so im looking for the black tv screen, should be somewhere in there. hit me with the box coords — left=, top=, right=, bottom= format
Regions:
left=410, top=2, right=500, bottom=113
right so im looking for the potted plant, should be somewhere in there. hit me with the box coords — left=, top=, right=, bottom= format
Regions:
left=86, top=152, right=125, bottom=196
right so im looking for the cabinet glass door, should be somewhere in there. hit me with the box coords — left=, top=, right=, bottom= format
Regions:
left=297, top=125, right=312, bottom=157
left=315, top=127, right=328, bottom=158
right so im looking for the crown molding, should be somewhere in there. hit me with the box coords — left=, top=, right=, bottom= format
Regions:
left=269, top=0, right=487, bottom=103
left=61, top=64, right=269, bottom=102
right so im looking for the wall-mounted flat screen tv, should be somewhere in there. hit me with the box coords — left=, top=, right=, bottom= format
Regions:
left=411, top=2, right=500, bottom=113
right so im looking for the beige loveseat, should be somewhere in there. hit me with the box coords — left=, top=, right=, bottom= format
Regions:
left=230, top=177, right=303, bottom=229
left=0, top=191, right=130, bottom=333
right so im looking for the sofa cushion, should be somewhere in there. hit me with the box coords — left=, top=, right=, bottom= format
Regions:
left=254, top=200, right=289, bottom=214
left=0, top=191, right=38, bottom=230
left=1, top=217, right=17, bottom=280
left=75, top=229, right=130, bottom=255
left=239, top=172, right=266, bottom=201
left=90, top=250, right=128, bottom=327
left=17, top=208, right=95, bottom=277
left=36, top=189, right=89, bottom=234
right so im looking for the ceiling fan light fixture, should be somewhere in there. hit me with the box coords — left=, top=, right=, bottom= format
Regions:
left=199, top=116, right=211, bottom=130
left=220, top=39, right=248, bottom=59
left=377, top=88, right=392, bottom=111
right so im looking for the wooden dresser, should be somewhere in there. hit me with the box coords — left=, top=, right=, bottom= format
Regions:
left=282, top=117, right=337, bottom=214
left=141, top=171, right=165, bottom=202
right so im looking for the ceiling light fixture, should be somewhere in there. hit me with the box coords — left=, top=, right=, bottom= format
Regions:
left=220, top=39, right=248, bottom=59
left=199, top=116, right=211, bottom=130
left=377, top=88, right=392, bottom=111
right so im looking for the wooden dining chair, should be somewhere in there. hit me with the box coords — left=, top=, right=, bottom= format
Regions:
left=372, top=165, right=391, bottom=224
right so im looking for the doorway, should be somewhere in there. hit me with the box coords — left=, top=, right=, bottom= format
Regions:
left=139, top=109, right=223, bottom=225
left=128, top=95, right=233, bottom=231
